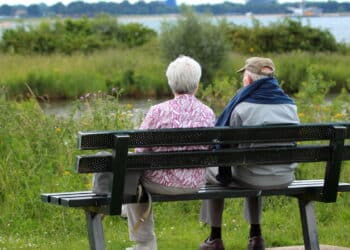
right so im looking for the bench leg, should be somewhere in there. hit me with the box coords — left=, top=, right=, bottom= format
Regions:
left=85, top=211, right=105, bottom=250
left=298, top=199, right=320, bottom=250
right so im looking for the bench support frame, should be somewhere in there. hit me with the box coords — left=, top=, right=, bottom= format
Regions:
left=40, top=124, right=350, bottom=249
left=85, top=210, right=105, bottom=250
left=298, top=199, right=320, bottom=250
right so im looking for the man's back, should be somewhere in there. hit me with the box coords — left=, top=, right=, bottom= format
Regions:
left=229, top=101, right=300, bottom=188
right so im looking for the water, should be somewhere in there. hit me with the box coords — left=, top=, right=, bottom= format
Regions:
left=40, top=98, right=157, bottom=120
left=118, top=14, right=350, bottom=43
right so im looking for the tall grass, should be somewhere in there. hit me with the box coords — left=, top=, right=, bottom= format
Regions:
left=1, top=47, right=350, bottom=101
left=0, top=70, right=349, bottom=249
left=0, top=92, right=135, bottom=249
left=0, top=39, right=168, bottom=101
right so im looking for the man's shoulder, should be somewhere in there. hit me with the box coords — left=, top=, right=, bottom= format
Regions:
left=233, top=102, right=299, bottom=124
left=235, top=102, right=296, bottom=110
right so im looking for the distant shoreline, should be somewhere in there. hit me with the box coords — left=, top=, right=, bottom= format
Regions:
left=117, top=12, right=350, bottom=20
left=1, top=12, right=350, bottom=22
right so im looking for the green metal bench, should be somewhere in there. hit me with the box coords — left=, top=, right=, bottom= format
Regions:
left=41, top=123, right=350, bottom=250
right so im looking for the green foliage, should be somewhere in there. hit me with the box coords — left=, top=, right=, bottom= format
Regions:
left=1, top=47, right=350, bottom=101
left=197, top=76, right=238, bottom=114
left=0, top=80, right=350, bottom=248
left=117, top=23, right=158, bottom=48
left=199, top=63, right=350, bottom=124
left=295, top=67, right=350, bottom=123
left=228, top=51, right=350, bottom=94
left=0, top=15, right=157, bottom=54
left=0, top=43, right=167, bottom=100
left=159, top=8, right=229, bottom=84
left=0, top=14, right=350, bottom=249
left=226, top=18, right=339, bottom=54
left=0, top=90, right=134, bottom=247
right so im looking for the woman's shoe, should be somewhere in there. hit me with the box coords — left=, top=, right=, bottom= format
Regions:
left=248, top=236, right=265, bottom=250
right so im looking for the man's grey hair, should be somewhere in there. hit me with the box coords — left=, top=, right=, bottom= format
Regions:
left=166, top=55, right=201, bottom=95
left=245, top=69, right=270, bottom=82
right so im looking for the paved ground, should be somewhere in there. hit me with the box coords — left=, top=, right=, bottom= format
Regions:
left=267, top=246, right=350, bottom=250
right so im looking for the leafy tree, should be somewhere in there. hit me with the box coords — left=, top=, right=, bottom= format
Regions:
left=50, top=2, right=66, bottom=16
left=160, top=8, right=229, bottom=84
left=27, top=4, right=42, bottom=17
left=0, top=4, right=12, bottom=16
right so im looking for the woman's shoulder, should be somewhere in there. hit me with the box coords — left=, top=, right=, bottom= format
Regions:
left=146, top=99, right=172, bottom=114
left=196, top=98, right=215, bottom=113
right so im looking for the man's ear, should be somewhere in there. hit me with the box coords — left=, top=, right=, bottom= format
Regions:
left=261, top=66, right=274, bottom=75
left=247, top=74, right=253, bottom=84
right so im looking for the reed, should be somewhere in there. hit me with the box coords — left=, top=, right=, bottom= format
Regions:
left=0, top=77, right=349, bottom=249
left=1, top=48, right=350, bottom=102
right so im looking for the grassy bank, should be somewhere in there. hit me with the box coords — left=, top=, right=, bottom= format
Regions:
left=0, top=40, right=168, bottom=101
left=0, top=75, right=349, bottom=249
left=1, top=13, right=349, bottom=249
left=0, top=42, right=350, bottom=101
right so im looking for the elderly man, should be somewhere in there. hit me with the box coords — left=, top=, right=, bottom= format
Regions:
left=199, top=57, right=300, bottom=250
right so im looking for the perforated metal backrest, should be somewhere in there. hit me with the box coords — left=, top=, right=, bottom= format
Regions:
left=76, top=123, right=350, bottom=211
left=77, top=123, right=350, bottom=173
left=78, top=123, right=350, bottom=150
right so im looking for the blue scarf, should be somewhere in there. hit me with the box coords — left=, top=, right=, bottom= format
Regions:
left=215, top=77, right=295, bottom=127
left=215, top=77, right=296, bottom=184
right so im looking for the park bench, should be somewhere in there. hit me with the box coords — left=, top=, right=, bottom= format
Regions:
left=41, top=123, right=350, bottom=250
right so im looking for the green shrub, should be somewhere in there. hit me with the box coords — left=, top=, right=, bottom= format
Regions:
left=226, top=18, right=338, bottom=54
left=295, top=67, right=350, bottom=123
left=117, top=22, right=157, bottom=48
left=0, top=15, right=157, bottom=54
left=159, top=8, right=229, bottom=84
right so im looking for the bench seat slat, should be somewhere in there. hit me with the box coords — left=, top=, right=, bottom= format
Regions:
left=41, top=181, right=350, bottom=208
left=50, top=193, right=105, bottom=205
left=60, top=196, right=110, bottom=207
left=41, top=191, right=93, bottom=202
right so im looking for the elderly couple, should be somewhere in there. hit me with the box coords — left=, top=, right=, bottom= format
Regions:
left=95, top=55, right=299, bottom=250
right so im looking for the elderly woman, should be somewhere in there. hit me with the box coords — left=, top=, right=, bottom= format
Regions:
left=125, top=56, right=215, bottom=250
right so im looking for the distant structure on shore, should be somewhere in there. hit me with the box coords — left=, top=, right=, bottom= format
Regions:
left=165, top=0, right=177, bottom=7
left=4, top=0, right=350, bottom=18
left=246, top=0, right=277, bottom=4
left=287, top=0, right=323, bottom=17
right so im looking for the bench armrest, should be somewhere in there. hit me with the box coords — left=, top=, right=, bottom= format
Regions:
left=322, top=126, right=347, bottom=202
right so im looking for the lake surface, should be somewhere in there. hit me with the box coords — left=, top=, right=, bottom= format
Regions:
left=40, top=98, right=154, bottom=127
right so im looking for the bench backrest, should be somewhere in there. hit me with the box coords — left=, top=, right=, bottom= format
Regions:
left=77, top=123, right=350, bottom=215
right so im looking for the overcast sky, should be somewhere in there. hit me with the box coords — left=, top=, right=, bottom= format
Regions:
left=0, top=0, right=348, bottom=6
